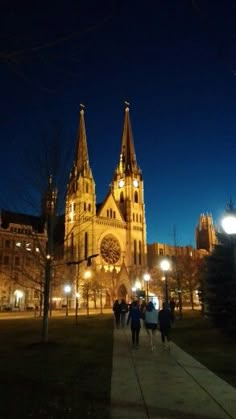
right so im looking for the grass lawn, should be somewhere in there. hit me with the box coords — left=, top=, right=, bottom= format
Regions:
left=0, top=314, right=114, bottom=418
left=171, top=310, right=236, bottom=388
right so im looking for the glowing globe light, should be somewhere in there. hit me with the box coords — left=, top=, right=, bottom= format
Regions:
left=222, top=215, right=236, bottom=235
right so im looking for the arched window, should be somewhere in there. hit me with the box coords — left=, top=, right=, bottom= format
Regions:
left=107, top=209, right=109, bottom=217
left=134, top=191, right=138, bottom=203
left=133, top=213, right=135, bottom=221
left=88, top=203, right=91, bottom=212
left=84, top=202, right=86, bottom=211
left=110, top=209, right=113, bottom=218
left=120, top=192, right=124, bottom=203
left=84, top=232, right=88, bottom=260
left=134, top=240, right=137, bottom=265
left=70, top=233, right=74, bottom=258
left=113, top=211, right=116, bottom=219
left=85, top=183, right=89, bottom=193
left=139, top=240, right=142, bottom=265
left=136, top=214, right=138, bottom=222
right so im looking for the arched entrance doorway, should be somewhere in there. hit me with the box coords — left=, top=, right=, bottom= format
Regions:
left=117, top=284, right=127, bottom=300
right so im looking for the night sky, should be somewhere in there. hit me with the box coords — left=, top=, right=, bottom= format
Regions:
left=1, top=0, right=236, bottom=246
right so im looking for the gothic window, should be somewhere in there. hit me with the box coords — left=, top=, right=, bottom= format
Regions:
left=100, top=234, right=121, bottom=264
left=3, top=255, right=9, bottom=265
left=139, top=241, right=142, bottom=265
left=140, top=215, right=142, bottom=223
left=134, top=191, right=138, bottom=203
left=133, top=213, right=135, bottom=221
left=110, top=209, right=112, bottom=218
left=113, top=211, right=116, bottom=219
left=107, top=209, right=109, bottom=217
left=84, top=232, right=88, bottom=260
left=120, top=192, right=124, bottom=203
left=70, top=233, right=74, bottom=258
left=84, top=202, right=86, bottom=211
left=85, top=183, right=89, bottom=193
left=15, top=256, right=20, bottom=266
left=88, top=203, right=91, bottom=212
left=134, top=240, right=137, bottom=265
left=136, top=214, right=138, bottom=222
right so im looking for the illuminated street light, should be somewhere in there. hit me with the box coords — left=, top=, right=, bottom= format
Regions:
left=64, top=285, right=71, bottom=316
left=160, top=259, right=171, bottom=303
left=222, top=215, right=236, bottom=235
left=222, top=212, right=236, bottom=270
left=143, top=273, right=150, bottom=301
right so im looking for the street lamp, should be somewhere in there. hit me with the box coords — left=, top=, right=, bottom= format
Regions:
left=143, top=273, right=150, bottom=301
left=66, top=253, right=99, bottom=323
left=222, top=213, right=236, bottom=269
left=222, top=215, right=236, bottom=235
left=64, top=285, right=71, bottom=316
left=160, top=259, right=171, bottom=303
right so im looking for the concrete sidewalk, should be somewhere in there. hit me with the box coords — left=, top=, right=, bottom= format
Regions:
left=110, top=327, right=236, bottom=419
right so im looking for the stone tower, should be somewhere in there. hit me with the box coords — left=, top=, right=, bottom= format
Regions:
left=196, top=213, right=218, bottom=253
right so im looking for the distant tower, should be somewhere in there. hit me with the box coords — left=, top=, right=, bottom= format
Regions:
left=196, top=213, right=218, bottom=252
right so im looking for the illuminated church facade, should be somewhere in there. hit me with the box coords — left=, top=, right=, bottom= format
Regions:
left=64, top=104, right=147, bottom=304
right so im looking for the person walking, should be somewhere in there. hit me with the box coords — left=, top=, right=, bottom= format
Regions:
left=120, top=299, right=128, bottom=328
left=144, top=301, right=158, bottom=351
left=127, top=300, right=142, bottom=349
left=113, top=299, right=121, bottom=329
left=169, top=298, right=176, bottom=323
left=159, top=302, right=172, bottom=350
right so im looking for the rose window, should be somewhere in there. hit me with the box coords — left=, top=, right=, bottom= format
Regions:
left=100, top=235, right=121, bottom=264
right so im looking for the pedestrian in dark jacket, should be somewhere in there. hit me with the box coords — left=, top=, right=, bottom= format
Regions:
left=169, top=298, right=176, bottom=323
left=127, top=300, right=142, bottom=348
left=159, top=302, right=172, bottom=350
left=120, top=299, right=128, bottom=328
left=113, top=299, right=121, bottom=328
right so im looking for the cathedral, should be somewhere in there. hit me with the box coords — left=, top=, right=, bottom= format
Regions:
left=0, top=105, right=219, bottom=311
left=64, top=103, right=148, bottom=306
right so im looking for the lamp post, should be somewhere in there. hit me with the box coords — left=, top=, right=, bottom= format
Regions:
left=222, top=213, right=236, bottom=270
left=143, top=273, right=150, bottom=301
left=64, top=285, right=71, bottom=316
left=67, top=253, right=99, bottom=323
left=160, top=259, right=171, bottom=303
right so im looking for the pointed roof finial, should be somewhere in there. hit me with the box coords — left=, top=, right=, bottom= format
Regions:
left=80, top=103, right=85, bottom=114
left=124, top=100, right=130, bottom=111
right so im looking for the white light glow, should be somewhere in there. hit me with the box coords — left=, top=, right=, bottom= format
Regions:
left=222, top=215, right=236, bottom=235
left=160, top=259, right=171, bottom=271
left=64, top=285, right=71, bottom=294
left=84, top=270, right=92, bottom=279
left=14, top=289, right=23, bottom=299
left=135, top=280, right=141, bottom=289
left=143, top=273, right=150, bottom=282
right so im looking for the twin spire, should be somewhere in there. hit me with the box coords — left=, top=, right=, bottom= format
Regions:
left=75, top=102, right=139, bottom=176
left=75, top=104, right=89, bottom=175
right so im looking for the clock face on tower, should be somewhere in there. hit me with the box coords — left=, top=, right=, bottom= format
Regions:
left=118, top=179, right=125, bottom=188
left=133, top=179, right=139, bottom=187
left=100, top=234, right=121, bottom=264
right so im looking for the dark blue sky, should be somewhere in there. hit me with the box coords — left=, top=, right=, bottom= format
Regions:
left=1, top=0, right=236, bottom=246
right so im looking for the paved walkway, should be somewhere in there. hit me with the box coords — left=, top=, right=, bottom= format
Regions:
left=110, top=326, right=236, bottom=419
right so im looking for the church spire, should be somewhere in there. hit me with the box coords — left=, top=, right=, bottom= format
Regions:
left=75, top=104, right=90, bottom=175
left=120, top=102, right=138, bottom=174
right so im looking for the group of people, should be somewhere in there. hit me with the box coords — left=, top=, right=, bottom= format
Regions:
left=113, top=297, right=175, bottom=351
